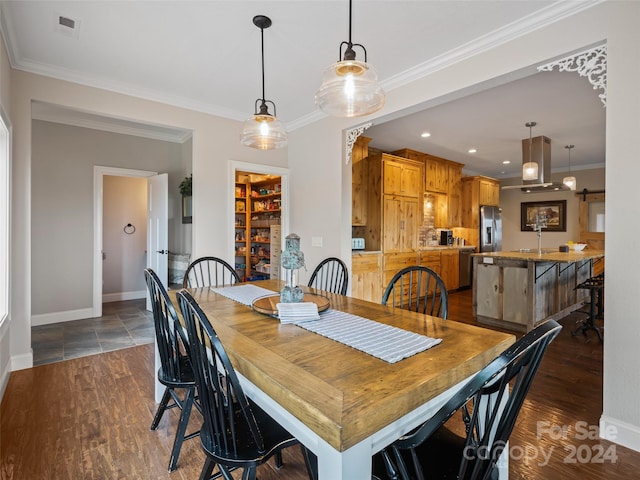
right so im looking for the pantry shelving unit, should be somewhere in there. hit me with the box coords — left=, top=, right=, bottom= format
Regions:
left=235, top=174, right=281, bottom=282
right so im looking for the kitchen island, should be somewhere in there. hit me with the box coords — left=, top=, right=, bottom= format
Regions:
left=472, top=249, right=604, bottom=332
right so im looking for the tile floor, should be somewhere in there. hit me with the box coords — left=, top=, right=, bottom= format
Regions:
left=31, top=298, right=155, bottom=366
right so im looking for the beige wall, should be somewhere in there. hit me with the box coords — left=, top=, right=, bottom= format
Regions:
left=102, top=176, right=148, bottom=300
left=0, top=24, right=10, bottom=398
left=500, top=167, right=605, bottom=251
left=30, top=120, right=188, bottom=319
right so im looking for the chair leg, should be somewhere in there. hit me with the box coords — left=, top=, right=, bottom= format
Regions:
left=150, top=387, right=171, bottom=430
left=241, top=466, right=257, bottom=480
left=301, top=445, right=318, bottom=480
left=199, top=457, right=217, bottom=480
left=168, top=387, right=196, bottom=471
left=275, top=451, right=283, bottom=468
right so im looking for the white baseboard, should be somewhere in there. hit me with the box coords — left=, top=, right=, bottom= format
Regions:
left=0, top=352, right=10, bottom=399
left=102, top=290, right=146, bottom=303
left=31, top=307, right=96, bottom=326
left=10, top=350, right=33, bottom=371
left=600, top=415, right=640, bottom=453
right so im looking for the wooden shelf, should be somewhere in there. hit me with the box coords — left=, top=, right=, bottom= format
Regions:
left=236, top=174, right=282, bottom=282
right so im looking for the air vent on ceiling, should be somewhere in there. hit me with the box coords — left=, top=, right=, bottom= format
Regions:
left=58, top=16, right=75, bottom=29
left=53, top=12, right=81, bottom=39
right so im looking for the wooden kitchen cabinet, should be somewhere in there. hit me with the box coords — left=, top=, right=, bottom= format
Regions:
left=352, top=252, right=382, bottom=302
left=383, top=158, right=422, bottom=197
left=479, top=178, right=500, bottom=206
left=391, top=148, right=463, bottom=228
left=383, top=252, right=419, bottom=300
left=426, top=158, right=449, bottom=193
left=351, top=135, right=371, bottom=226
left=447, top=164, right=463, bottom=226
left=418, top=250, right=440, bottom=273
left=361, top=153, right=423, bottom=252
left=383, top=195, right=420, bottom=253
left=462, top=176, right=500, bottom=228
left=440, top=249, right=460, bottom=291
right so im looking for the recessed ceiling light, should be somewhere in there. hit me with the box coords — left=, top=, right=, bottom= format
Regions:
left=420, top=132, right=431, bottom=138
left=502, top=160, right=511, bottom=164
left=468, top=148, right=477, bottom=154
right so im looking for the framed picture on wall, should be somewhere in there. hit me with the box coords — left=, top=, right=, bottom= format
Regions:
left=521, top=200, right=566, bottom=232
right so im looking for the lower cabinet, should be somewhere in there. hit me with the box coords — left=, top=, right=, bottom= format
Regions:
left=351, top=252, right=383, bottom=303
left=440, top=250, right=460, bottom=291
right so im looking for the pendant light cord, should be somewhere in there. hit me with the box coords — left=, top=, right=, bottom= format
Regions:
left=260, top=24, right=266, bottom=104
left=348, top=0, right=352, bottom=47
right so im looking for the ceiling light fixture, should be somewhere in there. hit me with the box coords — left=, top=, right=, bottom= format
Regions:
left=240, top=15, right=287, bottom=150
left=563, top=144, right=576, bottom=191
left=522, top=121, right=538, bottom=181
left=315, top=0, right=385, bottom=117
left=502, top=160, right=511, bottom=164
left=468, top=148, right=477, bottom=154
left=421, top=132, right=431, bottom=138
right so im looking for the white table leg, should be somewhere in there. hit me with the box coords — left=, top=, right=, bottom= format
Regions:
left=316, top=440, right=371, bottom=480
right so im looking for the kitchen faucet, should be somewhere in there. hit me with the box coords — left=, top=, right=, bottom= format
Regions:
left=529, top=214, right=547, bottom=255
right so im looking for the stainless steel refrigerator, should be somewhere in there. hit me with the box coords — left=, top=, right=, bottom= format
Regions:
left=479, top=205, right=502, bottom=252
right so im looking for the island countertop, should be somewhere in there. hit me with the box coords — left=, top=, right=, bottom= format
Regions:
left=472, top=249, right=604, bottom=262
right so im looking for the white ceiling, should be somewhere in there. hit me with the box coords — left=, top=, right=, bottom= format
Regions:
left=0, top=1, right=606, bottom=178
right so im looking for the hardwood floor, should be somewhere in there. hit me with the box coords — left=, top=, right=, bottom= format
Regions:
left=2, top=289, right=639, bottom=479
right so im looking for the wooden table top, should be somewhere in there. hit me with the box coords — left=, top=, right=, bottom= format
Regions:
left=170, top=280, right=515, bottom=452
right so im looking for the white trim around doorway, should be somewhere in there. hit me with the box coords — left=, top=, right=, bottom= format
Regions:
left=228, top=161, right=290, bottom=277
left=93, top=166, right=157, bottom=318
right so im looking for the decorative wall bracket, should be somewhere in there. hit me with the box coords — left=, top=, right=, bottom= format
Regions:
left=538, top=44, right=607, bottom=107
left=345, top=122, right=372, bottom=164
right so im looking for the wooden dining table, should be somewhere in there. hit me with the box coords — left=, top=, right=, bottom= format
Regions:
left=169, top=280, right=515, bottom=480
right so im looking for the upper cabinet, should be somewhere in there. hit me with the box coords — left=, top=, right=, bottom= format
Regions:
left=383, top=158, right=422, bottom=197
left=479, top=177, right=500, bottom=206
left=361, top=153, right=424, bottom=252
left=391, top=148, right=464, bottom=227
left=352, top=136, right=371, bottom=226
left=461, top=176, right=500, bottom=229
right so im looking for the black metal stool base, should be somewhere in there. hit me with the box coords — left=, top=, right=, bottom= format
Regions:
left=571, top=320, right=603, bottom=342
left=572, top=275, right=604, bottom=343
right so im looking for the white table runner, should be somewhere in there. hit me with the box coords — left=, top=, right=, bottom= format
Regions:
left=297, top=309, right=442, bottom=363
left=210, top=285, right=442, bottom=363
left=210, top=284, right=275, bottom=306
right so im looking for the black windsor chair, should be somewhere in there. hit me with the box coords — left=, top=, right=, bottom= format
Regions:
left=381, top=265, right=449, bottom=319
left=308, top=257, right=349, bottom=295
left=183, top=256, right=241, bottom=288
left=176, top=289, right=314, bottom=480
left=144, top=268, right=199, bottom=472
left=372, top=319, right=562, bottom=480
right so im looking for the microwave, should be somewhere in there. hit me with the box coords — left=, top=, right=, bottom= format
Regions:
left=352, top=238, right=366, bottom=250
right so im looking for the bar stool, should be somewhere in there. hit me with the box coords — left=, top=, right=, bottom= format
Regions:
left=572, top=273, right=604, bottom=342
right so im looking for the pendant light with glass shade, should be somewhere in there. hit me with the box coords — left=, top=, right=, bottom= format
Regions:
left=315, top=0, right=385, bottom=117
left=240, top=15, right=287, bottom=150
left=522, top=121, right=539, bottom=181
left=563, top=144, right=576, bottom=191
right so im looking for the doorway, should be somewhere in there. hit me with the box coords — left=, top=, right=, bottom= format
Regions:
left=93, top=166, right=159, bottom=318
left=230, top=161, right=290, bottom=282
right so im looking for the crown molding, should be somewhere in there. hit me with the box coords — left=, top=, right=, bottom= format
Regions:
left=382, top=0, right=604, bottom=92
left=32, top=101, right=193, bottom=143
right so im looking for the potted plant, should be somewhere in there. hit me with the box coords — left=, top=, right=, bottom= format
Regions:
left=180, top=174, right=192, bottom=223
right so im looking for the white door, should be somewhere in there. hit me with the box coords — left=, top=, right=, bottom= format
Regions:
left=147, top=173, right=169, bottom=403
left=147, top=173, right=169, bottom=290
